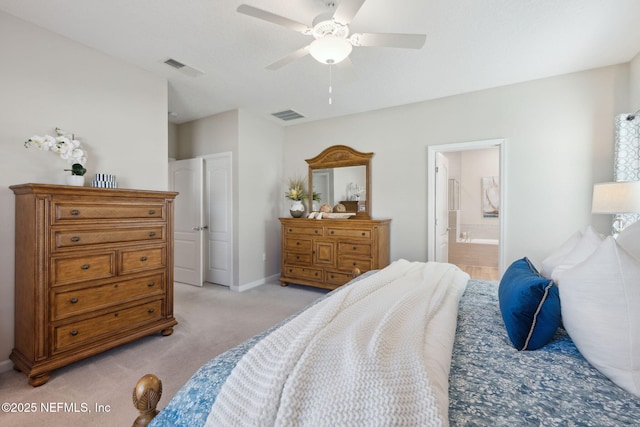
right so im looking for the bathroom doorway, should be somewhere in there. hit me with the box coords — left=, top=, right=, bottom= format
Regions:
left=427, top=139, right=506, bottom=280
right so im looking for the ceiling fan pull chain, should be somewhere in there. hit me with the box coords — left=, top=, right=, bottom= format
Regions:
left=328, top=64, right=333, bottom=105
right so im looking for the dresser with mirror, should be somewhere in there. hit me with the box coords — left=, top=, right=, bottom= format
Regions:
left=279, top=145, right=391, bottom=290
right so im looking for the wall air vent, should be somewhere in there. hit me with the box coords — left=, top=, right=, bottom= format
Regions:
left=163, top=58, right=203, bottom=77
left=272, top=110, right=305, bottom=121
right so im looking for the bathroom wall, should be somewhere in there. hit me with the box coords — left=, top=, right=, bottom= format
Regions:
left=445, top=147, right=500, bottom=240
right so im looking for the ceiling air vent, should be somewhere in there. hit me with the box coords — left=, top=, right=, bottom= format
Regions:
left=272, top=110, right=305, bottom=121
left=164, top=58, right=186, bottom=69
left=163, top=58, right=203, bottom=77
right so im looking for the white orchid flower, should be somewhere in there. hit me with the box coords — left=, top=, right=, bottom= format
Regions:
left=25, top=128, right=88, bottom=169
left=43, top=135, right=56, bottom=150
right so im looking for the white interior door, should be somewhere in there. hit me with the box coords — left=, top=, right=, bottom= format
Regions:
left=169, top=158, right=204, bottom=287
left=204, top=153, right=233, bottom=287
left=435, top=152, right=449, bottom=262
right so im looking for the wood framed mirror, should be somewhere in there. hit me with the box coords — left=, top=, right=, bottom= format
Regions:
left=306, top=145, right=373, bottom=219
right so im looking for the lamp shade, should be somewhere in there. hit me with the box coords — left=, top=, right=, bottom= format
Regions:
left=592, top=181, right=640, bottom=213
left=309, top=35, right=352, bottom=65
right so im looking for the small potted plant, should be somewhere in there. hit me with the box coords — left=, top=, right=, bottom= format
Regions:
left=24, top=127, right=88, bottom=186
left=285, top=176, right=308, bottom=217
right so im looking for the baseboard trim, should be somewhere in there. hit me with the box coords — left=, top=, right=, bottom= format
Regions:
left=0, top=358, right=14, bottom=374
left=232, top=273, right=280, bottom=292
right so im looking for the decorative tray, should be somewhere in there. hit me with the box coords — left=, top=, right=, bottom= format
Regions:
left=319, top=212, right=356, bottom=219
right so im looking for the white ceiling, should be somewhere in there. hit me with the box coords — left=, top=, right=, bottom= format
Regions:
left=2, top=0, right=640, bottom=125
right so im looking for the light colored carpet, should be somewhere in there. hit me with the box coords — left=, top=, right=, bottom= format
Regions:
left=0, top=281, right=327, bottom=427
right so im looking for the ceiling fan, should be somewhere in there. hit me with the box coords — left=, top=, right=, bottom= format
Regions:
left=237, top=0, right=427, bottom=70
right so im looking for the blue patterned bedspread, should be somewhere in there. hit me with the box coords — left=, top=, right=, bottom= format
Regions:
left=449, top=280, right=640, bottom=426
left=150, top=279, right=640, bottom=426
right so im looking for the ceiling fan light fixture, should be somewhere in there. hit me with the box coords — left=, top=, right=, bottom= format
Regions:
left=309, top=35, right=352, bottom=65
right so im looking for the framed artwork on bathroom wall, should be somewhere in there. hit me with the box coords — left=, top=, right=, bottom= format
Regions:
left=482, top=176, right=500, bottom=218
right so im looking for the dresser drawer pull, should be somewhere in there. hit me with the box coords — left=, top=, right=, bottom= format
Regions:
left=147, top=308, right=155, bottom=314
left=140, top=256, right=148, bottom=262
left=114, top=312, right=119, bottom=317
left=147, top=281, right=155, bottom=287
left=361, top=232, right=366, bottom=236
left=330, top=230, right=334, bottom=234
left=71, top=236, right=81, bottom=242
left=81, top=264, right=90, bottom=270
left=353, top=246, right=357, bottom=250
left=70, top=209, right=80, bottom=216
left=70, top=330, right=78, bottom=336
left=148, top=232, right=157, bottom=237
left=70, top=297, right=79, bottom=304
left=353, top=262, right=357, bottom=266
left=148, top=209, right=156, bottom=215
left=314, top=230, right=318, bottom=234
left=296, top=242, right=300, bottom=246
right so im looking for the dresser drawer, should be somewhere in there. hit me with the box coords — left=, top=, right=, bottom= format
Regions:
left=327, top=228, right=371, bottom=239
left=284, top=237, right=312, bottom=252
left=284, top=251, right=312, bottom=265
left=283, top=265, right=323, bottom=282
left=53, top=202, right=165, bottom=223
left=338, top=242, right=372, bottom=257
left=120, top=247, right=165, bottom=274
left=284, top=225, right=323, bottom=236
left=325, top=270, right=353, bottom=286
left=53, top=299, right=163, bottom=353
left=53, top=226, right=165, bottom=250
left=52, top=273, right=164, bottom=320
left=337, top=257, right=373, bottom=273
left=52, top=253, right=115, bottom=286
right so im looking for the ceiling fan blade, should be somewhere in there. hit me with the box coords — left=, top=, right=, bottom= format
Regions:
left=237, top=4, right=310, bottom=33
left=352, top=32, right=426, bottom=49
left=332, top=0, right=366, bottom=25
left=266, top=45, right=311, bottom=70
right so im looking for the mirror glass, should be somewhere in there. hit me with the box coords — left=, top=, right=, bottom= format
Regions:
left=312, top=166, right=367, bottom=211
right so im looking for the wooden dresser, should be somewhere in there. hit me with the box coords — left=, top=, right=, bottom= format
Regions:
left=10, top=184, right=178, bottom=386
left=279, top=217, right=390, bottom=290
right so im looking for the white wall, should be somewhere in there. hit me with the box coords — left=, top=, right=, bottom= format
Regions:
left=175, top=109, right=283, bottom=290
left=283, top=64, right=629, bottom=269
left=630, top=51, right=640, bottom=109
left=168, top=121, right=179, bottom=160
left=0, top=12, right=169, bottom=370
left=238, top=110, right=283, bottom=288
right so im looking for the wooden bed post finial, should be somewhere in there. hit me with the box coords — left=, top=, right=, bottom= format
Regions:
left=132, top=373, right=162, bottom=427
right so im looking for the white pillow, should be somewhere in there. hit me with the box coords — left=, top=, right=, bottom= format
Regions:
left=540, top=230, right=582, bottom=279
left=559, top=236, right=640, bottom=397
left=617, top=221, right=640, bottom=260
left=549, top=226, right=603, bottom=282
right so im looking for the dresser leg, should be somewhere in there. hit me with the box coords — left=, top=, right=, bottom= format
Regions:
left=28, top=372, right=51, bottom=387
left=161, top=327, right=174, bottom=336
left=280, top=281, right=288, bottom=287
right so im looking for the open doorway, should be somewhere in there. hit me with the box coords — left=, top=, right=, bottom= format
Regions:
left=427, top=139, right=506, bottom=280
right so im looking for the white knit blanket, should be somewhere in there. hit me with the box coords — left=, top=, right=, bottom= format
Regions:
left=205, top=260, right=469, bottom=427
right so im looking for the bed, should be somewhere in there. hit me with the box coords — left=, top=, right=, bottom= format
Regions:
left=136, top=255, right=640, bottom=426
